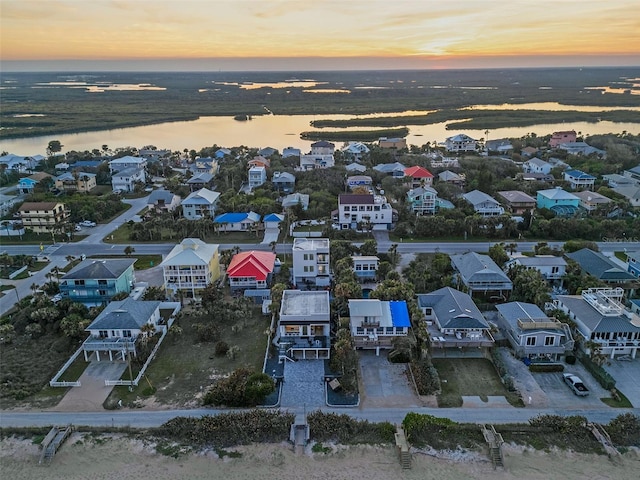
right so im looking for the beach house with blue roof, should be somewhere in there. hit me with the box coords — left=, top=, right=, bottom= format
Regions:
left=214, top=211, right=260, bottom=232
left=536, top=188, right=579, bottom=216
left=348, top=299, right=410, bottom=353
left=564, top=169, right=596, bottom=190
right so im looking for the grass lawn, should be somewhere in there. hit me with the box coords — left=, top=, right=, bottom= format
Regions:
left=433, top=358, right=524, bottom=408
left=105, top=304, right=271, bottom=408
left=614, top=251, right=627, bottom=262
left=0, top=334, right=79, bottom=409
left=600, top=389, right=634, bottom=408
left=58, top=354, right=90, bottom=382
left=10, top=261, right=50, bottom=280
left=86, top=254, right=163, bottom=270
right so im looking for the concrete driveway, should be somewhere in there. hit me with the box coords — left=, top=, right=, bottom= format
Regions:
left=358, top=351, right=421, bottom=408
left=531, top=368, right=609, bottom=408
left=51, top=361, right=127, bottom=412
left=604, top=359, right=640, bottom=407
left=261, top=227, right=280, bottom=245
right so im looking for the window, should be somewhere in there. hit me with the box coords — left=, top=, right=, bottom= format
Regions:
left=74, top=280, right=85, bottom=286
left=526, top=337, right=536, bottom=346
left=99, top=330, right=108, bottom=338
left=98, top=279, right=107, bottom=285
left=545, top=336, right=555, bottom=346
left=425, top=308, right=432, bottom=315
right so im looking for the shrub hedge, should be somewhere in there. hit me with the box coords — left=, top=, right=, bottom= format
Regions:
left=157, top=410, right=294, bottom=447
left=307, top=411, right=395, bottom=445
left=528, top=363, right=564, bottom=373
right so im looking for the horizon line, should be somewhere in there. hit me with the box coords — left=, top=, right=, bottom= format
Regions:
left=2, top=54, right=639, bottom=73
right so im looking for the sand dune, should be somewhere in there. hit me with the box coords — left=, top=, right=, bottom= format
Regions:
left=0, top=434, right=638, bottom=480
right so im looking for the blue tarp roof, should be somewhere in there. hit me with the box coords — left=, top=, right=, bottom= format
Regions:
left=389, top=301, right=411, bottom=327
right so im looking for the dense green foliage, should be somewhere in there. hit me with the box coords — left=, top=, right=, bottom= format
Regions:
left=157, top=410, right=294, bottom=447
left=308, top=411, right=395, bottom=444
left=202, top=368, right=275, bottom=407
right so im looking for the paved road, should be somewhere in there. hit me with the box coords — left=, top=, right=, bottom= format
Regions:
left=4, top=240, right=640, bottom=258
left=0, top=406, right=635, bottom=428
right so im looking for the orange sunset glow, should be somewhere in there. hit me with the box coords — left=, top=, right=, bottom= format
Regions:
left=1, top=0, right=639, bottom=71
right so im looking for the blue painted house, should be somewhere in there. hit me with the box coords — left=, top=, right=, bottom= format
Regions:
left=59, top=258, right=136, bottom=307
left=536, top=188, right=580, bottom=216
left=625, top=251, right=640, bottom=278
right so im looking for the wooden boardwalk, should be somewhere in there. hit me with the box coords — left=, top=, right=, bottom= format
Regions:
left=395, top=425, right=412, bottom=469
left=481, top=424, right=504, bottom=469
left=39, top=425, right=73, bottom=465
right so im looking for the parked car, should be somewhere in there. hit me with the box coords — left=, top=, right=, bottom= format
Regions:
left=563, top=373, right=589, bottom=396
left=74, top=225, right=82, bottom=231
left=79, top=220, right=96, bottom=227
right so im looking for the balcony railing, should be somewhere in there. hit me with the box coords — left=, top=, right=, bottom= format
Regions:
left=83, top=336, right=136, bottom=351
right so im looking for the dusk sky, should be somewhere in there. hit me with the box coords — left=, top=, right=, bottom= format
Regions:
left=1, top=0, right=639, bottom=71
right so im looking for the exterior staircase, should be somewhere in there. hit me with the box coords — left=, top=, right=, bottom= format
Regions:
left=395, top=425, right=412, bottom=469
left=481, top=424, right=504, bottom=469
left=39, top=425, right=73, bottom=465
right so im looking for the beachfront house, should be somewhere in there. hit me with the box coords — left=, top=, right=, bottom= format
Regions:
left=417, top=287, right=494, bottom=351
left=82, top=298, right=162, bottom=362
left=552, top=288, right=640, bottom=359
left=496, top=302, right=574, bottom=361
left=277, top=290, right=331, bottom=360
left=348, top=299, right=411, bottom=354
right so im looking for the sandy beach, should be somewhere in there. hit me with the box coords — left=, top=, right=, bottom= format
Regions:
left=1, top=433, right=638, bottom=480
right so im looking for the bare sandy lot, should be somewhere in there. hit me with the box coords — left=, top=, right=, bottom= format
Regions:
left=1, top=433, right=638, bottom=480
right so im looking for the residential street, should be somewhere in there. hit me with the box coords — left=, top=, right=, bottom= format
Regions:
left=0, top=406, right=635, bottom=429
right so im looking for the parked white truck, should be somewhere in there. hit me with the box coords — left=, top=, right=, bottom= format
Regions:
left=563, top=373, right=589, bottom=396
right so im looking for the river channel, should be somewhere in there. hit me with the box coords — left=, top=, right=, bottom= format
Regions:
left=1, top=104, right=639, bottom=156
